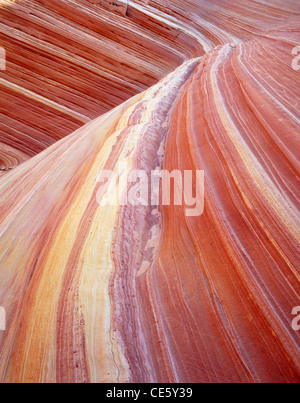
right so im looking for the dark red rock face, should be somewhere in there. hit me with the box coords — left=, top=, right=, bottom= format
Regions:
left=0, top=0, right=299, bottom=383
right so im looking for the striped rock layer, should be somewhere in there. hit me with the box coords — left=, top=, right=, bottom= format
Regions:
left=0, top=0, right=299, bottom=383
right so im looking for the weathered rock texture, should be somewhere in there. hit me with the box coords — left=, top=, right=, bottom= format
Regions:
left=0, top=0, right=299, bottom=383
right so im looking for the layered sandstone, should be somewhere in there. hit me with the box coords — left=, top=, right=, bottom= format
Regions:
left=0, top=0, right=299, bottom=383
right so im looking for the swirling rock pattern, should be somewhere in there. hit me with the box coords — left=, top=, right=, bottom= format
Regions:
left=0, top=0, right=299, bottom=383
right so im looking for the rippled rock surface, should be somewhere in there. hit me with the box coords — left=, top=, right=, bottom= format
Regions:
left=0, top=0, right=299, bottom=383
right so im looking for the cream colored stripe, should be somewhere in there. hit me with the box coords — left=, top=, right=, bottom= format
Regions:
left=0, top=77, right=90, bottom=123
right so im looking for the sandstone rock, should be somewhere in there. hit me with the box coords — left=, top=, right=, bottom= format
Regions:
left=87, top=0, right=128, bottom=16
left=0, top=0, right=299, bottom=384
